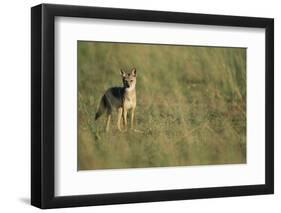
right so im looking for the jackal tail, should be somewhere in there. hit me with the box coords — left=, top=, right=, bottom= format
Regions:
left=95, top=95, right=107, bottom=120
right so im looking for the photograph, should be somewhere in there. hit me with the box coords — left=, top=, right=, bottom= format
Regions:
left=77, top=41, right=247, bottom=170
left=30, top=3, right=274, bottom=209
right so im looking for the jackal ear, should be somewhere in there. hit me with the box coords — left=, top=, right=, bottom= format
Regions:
left=120, top=69, right=126, bottom=77
left=131, top=68, right=137, bottom=77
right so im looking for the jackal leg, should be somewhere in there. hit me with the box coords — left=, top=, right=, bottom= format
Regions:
left=131, top=107, right=135, bottom=129
left=122, top=108, right=128, bottom=131
left=117, top=107, right=122, bottom=131
left=105, top=114, right=111, bottom=132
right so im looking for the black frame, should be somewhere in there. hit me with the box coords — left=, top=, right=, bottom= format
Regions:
left=31, top=3, right=274, bottom=209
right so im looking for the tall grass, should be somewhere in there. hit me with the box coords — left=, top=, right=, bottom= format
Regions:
left=78, top=41, right=246, bottom=170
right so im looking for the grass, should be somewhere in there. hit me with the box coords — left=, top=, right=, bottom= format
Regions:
left=78, top=41, right=246, bottom=170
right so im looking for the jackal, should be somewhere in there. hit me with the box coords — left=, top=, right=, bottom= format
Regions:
left=95, top=68, right=137, bottom=132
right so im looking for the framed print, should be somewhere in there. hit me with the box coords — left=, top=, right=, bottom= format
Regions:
left=31, top=3, right=274, bottom=209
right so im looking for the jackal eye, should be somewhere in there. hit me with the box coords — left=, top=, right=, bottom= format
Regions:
left=130, top=80, right=133, bottom=82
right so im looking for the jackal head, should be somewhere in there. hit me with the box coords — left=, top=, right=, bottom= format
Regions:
left=120, top=68, right=137, bottom=90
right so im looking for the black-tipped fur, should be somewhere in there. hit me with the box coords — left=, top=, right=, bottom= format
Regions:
left=95, top=95, right=107, bottom=120
left=95, top=68, right=137, bottom=131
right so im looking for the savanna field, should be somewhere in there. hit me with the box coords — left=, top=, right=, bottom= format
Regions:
left=78, top=41, right=246, bottom=170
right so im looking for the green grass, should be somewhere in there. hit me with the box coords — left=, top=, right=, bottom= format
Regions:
left=78, top=41, right=246, bottom=170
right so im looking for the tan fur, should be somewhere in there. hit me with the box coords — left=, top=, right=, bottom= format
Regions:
left=95, top=68, right=137, bottom=132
